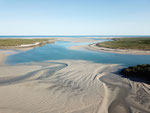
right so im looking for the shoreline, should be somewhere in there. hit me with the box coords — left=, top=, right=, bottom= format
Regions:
left=0, top=38, right=55, bottom=50
left=0, top=47, right=37, bottom=65
left=0, top=38, right=55, bottom=65
left=0, top=52, right=6, bottom=65
left=85, top=43, right=150, bottom=55
left=65, top=37, right=150, bottom=55
left=69, top=43, right=150, bottom=55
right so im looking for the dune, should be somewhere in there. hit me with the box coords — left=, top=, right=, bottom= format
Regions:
left=0, top=60, right=150, bottom=113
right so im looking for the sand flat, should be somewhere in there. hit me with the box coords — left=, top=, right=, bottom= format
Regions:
left=57, top=37, right=98, bottom=43
left=0, top=60, right=150, bottom=113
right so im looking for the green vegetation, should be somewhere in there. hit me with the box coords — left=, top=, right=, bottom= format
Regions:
left=96, top=38, right=150, bottom=50
left=120, top=64, right=150, bottom=83
left=0, top=39, right=54, bottom=47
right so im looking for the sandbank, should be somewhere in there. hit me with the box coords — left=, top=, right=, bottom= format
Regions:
left=0, top=60, right=150, bottom=113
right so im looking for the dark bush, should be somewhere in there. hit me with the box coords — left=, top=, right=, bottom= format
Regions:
left=120, top=64, right=150, bottom=83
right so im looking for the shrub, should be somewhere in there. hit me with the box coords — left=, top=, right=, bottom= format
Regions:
left=120, top=64, right=150, bottom=83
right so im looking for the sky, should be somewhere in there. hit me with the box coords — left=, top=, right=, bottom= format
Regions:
left=0, top=0, right=150, bottom=36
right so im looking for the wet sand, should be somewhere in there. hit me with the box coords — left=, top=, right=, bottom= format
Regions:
left=0, top=60, right=150, bottom=113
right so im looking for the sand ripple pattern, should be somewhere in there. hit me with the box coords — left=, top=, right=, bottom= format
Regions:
left=0, top=60, right=150, bottom=113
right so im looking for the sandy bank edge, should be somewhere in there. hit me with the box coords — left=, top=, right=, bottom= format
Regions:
left=63, top=37, right=150, bottom=55
left=0, top=52, right=6, bottom=65
left=85, top=43, right=150, bottom=55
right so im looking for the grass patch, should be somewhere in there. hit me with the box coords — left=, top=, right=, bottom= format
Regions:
left=0, top=39, right=54, bottom=47
left=96, top=38, right=150, bottom=50
left=120, top=64, right=150, bottom=83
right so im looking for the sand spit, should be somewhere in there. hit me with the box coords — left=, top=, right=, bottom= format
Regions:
left=0, top=60, right=150, bottom=113
left=85, top=44, right=150, bottom=55
left=69, top=43, right=150, bottom=55
left=63, top=37, right=150, bottom=55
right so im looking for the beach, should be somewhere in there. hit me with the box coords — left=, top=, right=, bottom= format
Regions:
left=0, top=38, right=150, bottom=113
left=86, top=43, right=150, bottom=55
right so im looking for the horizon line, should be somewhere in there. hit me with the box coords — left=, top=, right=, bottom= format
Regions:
left=0, top=35, right=150, bottom=37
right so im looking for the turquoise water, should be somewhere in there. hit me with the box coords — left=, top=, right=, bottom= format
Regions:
left=4, top=37, right=150, bottom=66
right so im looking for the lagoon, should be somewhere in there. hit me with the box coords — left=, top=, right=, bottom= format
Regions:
left=5, top=37, right=150, bottom=66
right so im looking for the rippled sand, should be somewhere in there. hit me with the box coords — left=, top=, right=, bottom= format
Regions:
left=0, top=60, right=150, bottom=113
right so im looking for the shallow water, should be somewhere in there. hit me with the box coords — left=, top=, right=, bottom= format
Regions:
left=5, top=38, right=150, bottom=66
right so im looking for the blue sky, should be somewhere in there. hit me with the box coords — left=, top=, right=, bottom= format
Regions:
left=0, top=0, right=150, bottom=35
